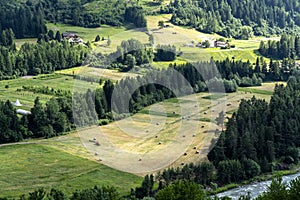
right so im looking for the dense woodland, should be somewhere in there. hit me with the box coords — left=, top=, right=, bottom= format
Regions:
left=208, top=74, right=300, bottom=185
left=0, top=97, right=73, bottom=143
left=259, top=34, right=300, bottom=59
left=165, top=0, right=300, bottom=38
left=0, top=88, right=99, bottom=143
left=0, top=31, right=88, bottom=79
left=0, top=1, right=46, bottom=38
left=0, top=0, right=147, bottom=37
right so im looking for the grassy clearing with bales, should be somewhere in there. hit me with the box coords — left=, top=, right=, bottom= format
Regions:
left=78, top=82, right=276, bottom=174
left=0, top=64, right=280, bottom=195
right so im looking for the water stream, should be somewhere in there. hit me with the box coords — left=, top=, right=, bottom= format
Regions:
left=215, top=172, right=300, bottom=199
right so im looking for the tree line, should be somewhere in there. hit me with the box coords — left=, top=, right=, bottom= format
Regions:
left=5, top=177, right=300, bottom=200
left=0, top=86, right=100, bottom=143
left=135, top=159, right=258, bottom=197
left=1, top=57, right=296, bottom=143
left=165, top=0, right=300, bottom=38
left=94, top=57, right=290, bottom=122
left=42, top=0, right=147, bottom=28
left=0, top=39, right=88, bottom=79
left=259, top=34, right=300, bottom=59
left=208, top=73, right=300, bottom=185
left=0, top=0, right=147, bottom=41
left=0, top=97, right=71, bottom=143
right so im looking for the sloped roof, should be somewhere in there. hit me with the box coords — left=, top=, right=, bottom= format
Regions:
left=13, top=99, right=22, bottom=107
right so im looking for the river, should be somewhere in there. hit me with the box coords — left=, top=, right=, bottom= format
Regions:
left=215, top=172, right=300, bottom=199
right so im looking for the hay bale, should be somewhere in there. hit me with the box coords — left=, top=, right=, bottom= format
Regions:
left=183, top=152, right=187, bottom=156
left=182, top=135, right=186, bottom=138
left=192, top=134, right=196, bottom=137
left=204, top=112, right=207, bottom=114
left=155, top=135, right=158, bottom=138
left=139, top=158, right=142, bottom=161
left=193, top=146, right=197, bottom=149
left=95, top=152, right=99, bottom=156
left=158, top=141, right=162, bottom=145
left=201, top=125, right=205, bottom=128
left=156, top=122, right=160, bottom=125
left=95, top=141, right=100, bottom=146
left=196, top=151, right=200, bottom=154
left=98, top=158, right=102, bottom=161
left=181, top=162, right=185, bottom=165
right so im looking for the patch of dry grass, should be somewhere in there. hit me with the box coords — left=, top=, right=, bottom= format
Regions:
left=77, top=88, right=273, bottom=175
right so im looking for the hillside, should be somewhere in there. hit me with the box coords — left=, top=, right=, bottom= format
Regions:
left=0, top=81, right=276, bottom=198
left=1, top=0, right=300, bottom=199
left=168, top=0, right=300, bottom=38
left=78, top=86, right=274, bottom=174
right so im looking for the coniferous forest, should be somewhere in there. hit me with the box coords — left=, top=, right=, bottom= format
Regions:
left=259, top=34, right=300, bottom=59
left=0, top=2, right=47, bottom=38
left=0, top=39, right=88, bottom=79
left=165, top=0, right=300, bottom=38
left=0, top=0, right=147, bottom=37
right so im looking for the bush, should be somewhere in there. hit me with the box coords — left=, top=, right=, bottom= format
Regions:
left=99, top=119, right=110, bottom=126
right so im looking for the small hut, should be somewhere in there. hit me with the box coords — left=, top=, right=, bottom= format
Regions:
left=13, top=99, right=22, bottom=107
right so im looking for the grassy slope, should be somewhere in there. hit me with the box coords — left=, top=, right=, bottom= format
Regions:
left=16, top=14, right=277, bottom=70
left=77, top=82, right=277, bottom=174
left=47, top=23, right=149, bottom=54
left=47, top=23, right=126, bottom=42
left=0, top=143, right=141, bottom=198
left=0, top=74, right=87, bottom=109
left=147, top=14, right=277, bottom=65
left=0, top=1, right=285, bottom=197
left=0, top=67, right=137, bottom=109
left=57, top=66, right=138, bottom=81
left=0, top=80, right=278, bottom=197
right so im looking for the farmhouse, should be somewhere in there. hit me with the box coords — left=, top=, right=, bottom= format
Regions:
left=214, top=41, right=229, bottom=48
left=62, top=32, right=78, bottom=39
left=62, top=32, right=83, bottom=44
left=68, top=37, right=84, bottom=44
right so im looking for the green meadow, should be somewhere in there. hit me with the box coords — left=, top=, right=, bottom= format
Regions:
left=0, top=144, right=142, bottom=198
